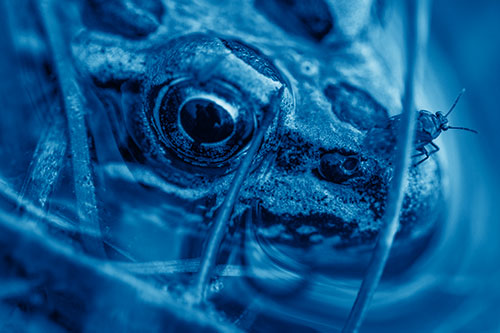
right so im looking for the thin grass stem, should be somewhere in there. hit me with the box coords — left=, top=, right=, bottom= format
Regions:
left=342, top=1, right=432, bottom=331
left=191, top=88, right=284, bottom=304
left=39, top=0, right=105, bottom=256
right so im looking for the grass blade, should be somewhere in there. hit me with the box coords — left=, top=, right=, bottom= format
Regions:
left=342, top=1, right=432, bottom=331
left=191, top=88, right=284, bottom=304
left=39, top=0, right=105, bottom=256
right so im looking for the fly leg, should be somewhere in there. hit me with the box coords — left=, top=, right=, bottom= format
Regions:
left=412, top=149, right=425, bottom=158
left=428, top=141, right=440, bottom=156
left=414, top=142, right=440, bottom=166
left=413, top=147, right=429, bottom=166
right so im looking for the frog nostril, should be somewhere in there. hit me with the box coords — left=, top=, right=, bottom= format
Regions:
left=318, top=152, right=360, bottom=184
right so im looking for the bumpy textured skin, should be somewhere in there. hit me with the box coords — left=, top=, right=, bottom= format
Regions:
left=71, top=0, right=444, bottom=255
left=0, top=0, right=447, bottom=330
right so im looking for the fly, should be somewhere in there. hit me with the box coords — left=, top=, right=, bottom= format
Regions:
left=364, top=89, right=477, bottom=165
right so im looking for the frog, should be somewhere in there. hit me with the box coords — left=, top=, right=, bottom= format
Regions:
left=0, top=0, right=450, bottom=330
left=68, top=0, right=445, bottom=268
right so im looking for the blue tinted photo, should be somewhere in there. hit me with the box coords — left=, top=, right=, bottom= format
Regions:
left=0, top=0, right=499, bottom=331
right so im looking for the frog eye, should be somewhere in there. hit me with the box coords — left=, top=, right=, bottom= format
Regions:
left=120, top=34, right=289, bottom=174
left=151, top=78, right=255, bottom=167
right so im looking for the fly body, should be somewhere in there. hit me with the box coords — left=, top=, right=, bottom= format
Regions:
left=364, top=89, right=477, bottom=165
left=411, top=89, right=477, bottom=165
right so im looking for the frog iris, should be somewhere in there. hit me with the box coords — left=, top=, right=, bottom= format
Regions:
left=153, top=78, right=256, bottom=167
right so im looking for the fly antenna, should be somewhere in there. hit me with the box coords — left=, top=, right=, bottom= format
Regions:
left=447, top=126, right=478, bottom=134
left=444, top=88, right=466, bottom=118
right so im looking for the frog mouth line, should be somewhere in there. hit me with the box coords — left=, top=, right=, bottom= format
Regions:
left=252, top=205, right=365, bottom=248
left=248, top=204, right=438, bottom=276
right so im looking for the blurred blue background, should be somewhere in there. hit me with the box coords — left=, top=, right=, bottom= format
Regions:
left=428, top=1, right=500, bottom=330
left=432, top=0, right=500, bottom=157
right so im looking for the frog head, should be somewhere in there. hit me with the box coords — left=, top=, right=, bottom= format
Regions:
left=72, top=0, right=444, bottom=269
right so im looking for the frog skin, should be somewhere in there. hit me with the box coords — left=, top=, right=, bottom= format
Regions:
left=68, top=0, right=445, bottom=265
left=0, top=0, right=451, bottom=330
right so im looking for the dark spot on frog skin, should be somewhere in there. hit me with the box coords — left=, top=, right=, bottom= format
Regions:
left=355, top=174, right=387, bottom=220
left=275, top=131, right=315, bottom=172
left=254, top=0, right=334, bottom=42
left=83, top=0, right=164, bottom=39
left=324, top=82, right=389, bottom=130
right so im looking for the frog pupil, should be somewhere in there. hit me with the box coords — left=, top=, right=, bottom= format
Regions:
left=179, top=99, right=235, bottom=143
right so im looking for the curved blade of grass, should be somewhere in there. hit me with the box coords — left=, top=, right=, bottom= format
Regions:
left=342, top=1, right=432, bottom=331
left=191, top=87, right=284, bottom=304
left=18, top=108, right=67, bottom=209
left=39, top=0, right=105, bottom=256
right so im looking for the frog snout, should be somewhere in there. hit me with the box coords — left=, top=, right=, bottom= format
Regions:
left=318, top=152, right=361, bottom=184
